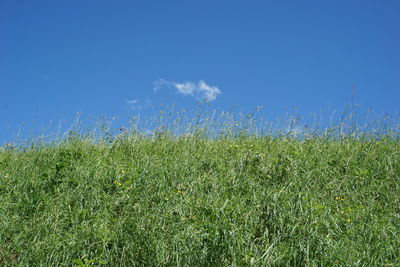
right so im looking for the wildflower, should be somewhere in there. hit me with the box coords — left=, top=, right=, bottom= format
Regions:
left=335, top=197, right=344, bottom=201
left=113, top=181, right=123, bottom=186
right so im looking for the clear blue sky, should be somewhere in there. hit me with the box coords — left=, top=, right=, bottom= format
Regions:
left=1, top=0, right=399, bottom=143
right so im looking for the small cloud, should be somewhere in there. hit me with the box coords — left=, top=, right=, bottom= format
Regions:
left=174, top=81, right=197, bottom=96
left=126, top=99, right=139, bottom=104
left=153, top=79, right=168, bottom=92
left=126, top=98, right=154, bottom=111
left=153, top=79, right=221, bottom=101
left=126, top=99, right=140, bottom=111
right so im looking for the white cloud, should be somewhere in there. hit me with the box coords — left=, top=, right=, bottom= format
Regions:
left=153, top=79, right=171, bottom=92
left=174, top=81, right=196, bottom=96
left=125, top=98, right=154, bottom=111
left=153, top=79, right=221, bottom=101
left=126, top=99, right=139, bottom=104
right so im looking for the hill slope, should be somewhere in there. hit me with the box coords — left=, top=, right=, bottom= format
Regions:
left=1, top=136, right=399, bottom=265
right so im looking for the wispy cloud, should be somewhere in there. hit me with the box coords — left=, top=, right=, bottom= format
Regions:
left=154, top=79, right=221, bottom=101
left=125, top=98, right=154, bottom=111
left=126, top=99, right=139, bottom=105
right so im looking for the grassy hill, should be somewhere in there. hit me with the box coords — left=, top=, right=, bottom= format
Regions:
left=1, top=131, right=399, bottom=266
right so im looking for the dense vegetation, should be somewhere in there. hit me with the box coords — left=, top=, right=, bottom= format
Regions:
left=1, top=131, right=399, bottom=266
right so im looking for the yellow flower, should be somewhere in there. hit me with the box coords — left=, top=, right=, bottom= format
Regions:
left=113, top=181, right=123, bottom=186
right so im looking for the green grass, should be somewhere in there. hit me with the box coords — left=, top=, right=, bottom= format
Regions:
left=1, top=108, right=399, bottom=266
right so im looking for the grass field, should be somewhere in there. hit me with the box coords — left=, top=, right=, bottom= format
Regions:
left=1, top=109, right=399, bottom=266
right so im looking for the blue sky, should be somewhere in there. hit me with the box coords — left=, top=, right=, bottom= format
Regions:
left=1, top=0, right=399, bottom=143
